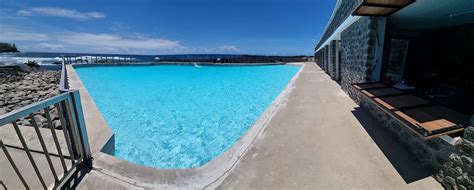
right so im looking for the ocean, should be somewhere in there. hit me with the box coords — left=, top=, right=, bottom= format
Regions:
left=0, top=52, right=309, bottom=67
left=0, top=52, right=246, bottom=66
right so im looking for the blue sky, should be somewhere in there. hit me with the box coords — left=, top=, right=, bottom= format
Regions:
left=0, top=0, right=336, bottom=55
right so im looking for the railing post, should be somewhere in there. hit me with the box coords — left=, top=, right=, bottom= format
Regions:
left=70, top=90, right=92, bottom=168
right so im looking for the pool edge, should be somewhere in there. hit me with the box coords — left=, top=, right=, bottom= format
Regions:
left=71, top=63, right=306, bottom=189
left=72, top=62, right=287, bottom=68
left=67, top=65, right=115, bottom=156
left=204, top=62, right=305, bottom=188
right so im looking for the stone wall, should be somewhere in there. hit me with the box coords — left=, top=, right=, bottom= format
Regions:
left=340, top=17, right=381, bottom=101
left=359, top=95, right=474, bottom=190
left=436, top=127, right=474, bottom=189
left=329, top=40, right=337, bottom=79
left=315, top=0, right=362, bottom=50
left=322, top=46, right=328, bottom=72
left=324, top=45, right=329, bottom=73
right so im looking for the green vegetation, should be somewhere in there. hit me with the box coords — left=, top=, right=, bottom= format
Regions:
left=0, top=42, right=20, bottom=53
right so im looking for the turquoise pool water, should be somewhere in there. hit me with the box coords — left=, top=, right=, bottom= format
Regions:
left=75, top=64, right=300, bottom=168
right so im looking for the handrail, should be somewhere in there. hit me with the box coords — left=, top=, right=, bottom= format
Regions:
left=61, top=55, right=141, bottom=65
left=0, top=91, right=71, bottom=126
left=0, top=90, right=92, bottom=189
left=59, top=57, right=69, bottom=92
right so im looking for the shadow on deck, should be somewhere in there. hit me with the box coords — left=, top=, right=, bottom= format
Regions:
left=351, top=107, right=433, bottom=184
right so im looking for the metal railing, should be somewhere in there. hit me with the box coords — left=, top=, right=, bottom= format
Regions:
left=0, top=90, right=91, bottom=189
left=59, top=60, right=69, bottom=92
left=62, top=55, right=141, bottom=65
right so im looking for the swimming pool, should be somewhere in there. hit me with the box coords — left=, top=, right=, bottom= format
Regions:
left=75, top=64, right=300, bottom=168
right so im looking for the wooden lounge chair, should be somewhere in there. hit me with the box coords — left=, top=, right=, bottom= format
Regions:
left=353, top=82, right=387, bottom=90
left=362, top=87, right=405, bottom=98
left=394, top=105, right=468, bottom=137
left=374, top=94, right=431, bottom=110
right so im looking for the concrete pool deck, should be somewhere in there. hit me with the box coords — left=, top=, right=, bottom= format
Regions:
left=217, top=63, right=441, bottom=189
left=70, top=62, right=440, bottom=189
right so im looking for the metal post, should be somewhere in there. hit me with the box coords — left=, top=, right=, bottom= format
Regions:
left=30, top=113, right=59, bottom=182
left=70, top=91, right=92, bottom=168
left=44, top=107, right=68, bottom=172
left=56, top=103, right=76, bottom=165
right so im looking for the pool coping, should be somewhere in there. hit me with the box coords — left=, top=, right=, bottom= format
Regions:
left=70, top=62, right=306, bottom=189
left=66, top=65, right=115, bottom=155
left=72, top=62, right=286, bottom=68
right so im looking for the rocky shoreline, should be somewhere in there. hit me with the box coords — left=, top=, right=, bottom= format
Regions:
left=0, top=67, right=62, bottom=128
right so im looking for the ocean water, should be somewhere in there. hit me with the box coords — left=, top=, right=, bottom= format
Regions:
left=0, top=52, right=246, bottom=66
left=0, top=52, right=154, bottom=66
left=75, top=64, right=300, bottom=168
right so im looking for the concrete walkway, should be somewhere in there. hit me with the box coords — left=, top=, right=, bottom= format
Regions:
left=0, top=125, right=72, bottom=189
left=217, top=63, right=441, bottom=189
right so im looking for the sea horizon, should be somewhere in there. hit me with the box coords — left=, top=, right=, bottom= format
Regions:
left=0, top=51, right=312, bottom=66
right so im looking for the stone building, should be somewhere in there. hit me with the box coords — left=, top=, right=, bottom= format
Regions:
left=314, top=0, right=474, bottom=189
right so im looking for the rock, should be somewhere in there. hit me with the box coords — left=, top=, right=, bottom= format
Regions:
left=443, top=176, right=457, bottom=190
left=49, top=109, right=59, bottom=120
left=0, top=107, right=6, bottom=115
left=39, top=91, right=48, bottom=96
left=10, top=98, right=21, bottom=104
left=16, top=91, right=26, bottom=97
left=33, top=114, right=46, bottom=126
left=435, top=170, right=445, bottom=183
left=444, top=162, right=463, bottom=177
left=53, top=120, right=62, bottom=129
left=457, top=139, right=474, bottom=156
left=23, top=119, right=31, bottom=126
left=20, top=100, right=32, bottom=106
left=450, top=154, right=473, bottom=171
left=463, top=127, right=474, bottom=142
left=456, top=174, right=474, bottom=188
left=1, top=70, right=60, bottom=127
left=3, top=93, right=12, bottom=101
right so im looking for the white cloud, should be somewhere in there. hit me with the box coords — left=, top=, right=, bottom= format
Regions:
left=18, top=7, right=105, bottom=20
left=217, top=45, right=240, bottom=52
left=0, top=25, right=183, bottom=54
left=57, top=32, right=182, bottom=50
left=0, top=25, right=244, bottom=54
left=17, top=10, right=32, bottom=16
left=0, top=25, right=49, bottom=41
left=38, top=43, right=64, bottom=50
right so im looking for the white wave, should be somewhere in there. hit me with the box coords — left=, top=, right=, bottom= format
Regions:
left=0, top=54, right=138, bottom=66
left=0, top=56, right=62, bottom=66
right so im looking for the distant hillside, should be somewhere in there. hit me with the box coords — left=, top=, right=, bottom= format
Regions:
left=0, top=42, right=19, bottom=53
